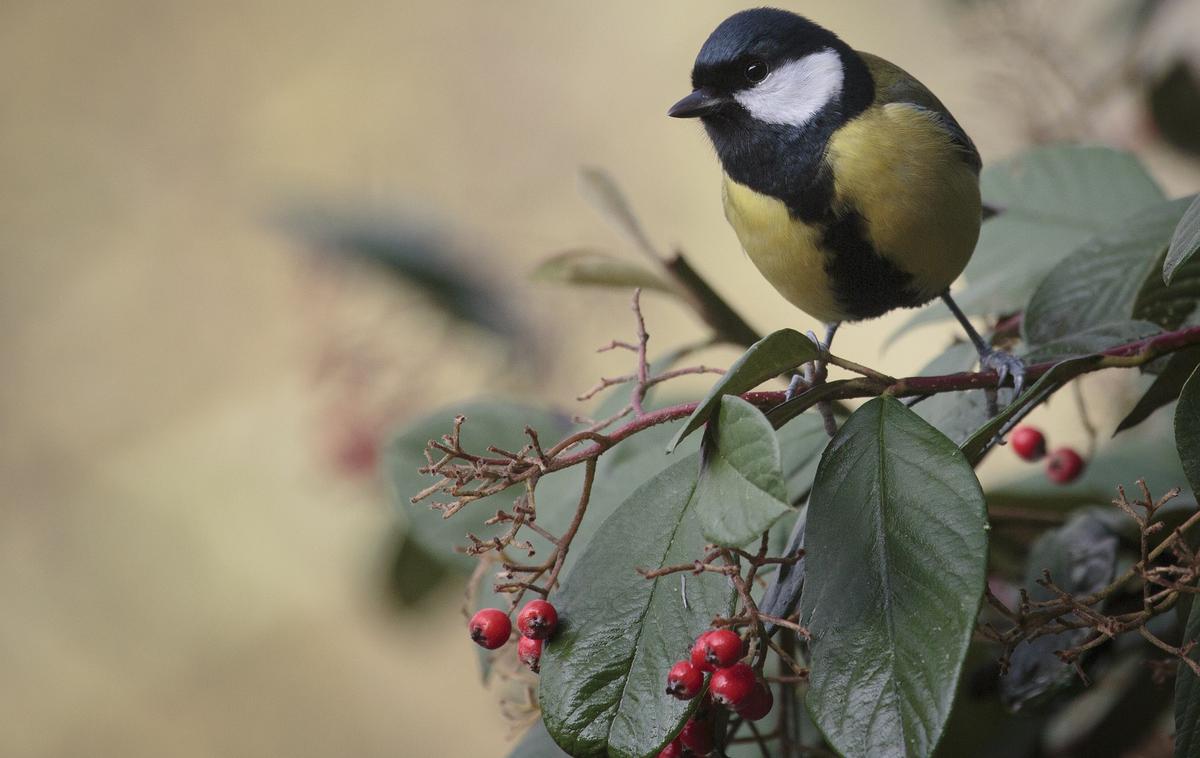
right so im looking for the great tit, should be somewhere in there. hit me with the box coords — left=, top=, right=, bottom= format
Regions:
left=670, top=8, right=1023, bottom=395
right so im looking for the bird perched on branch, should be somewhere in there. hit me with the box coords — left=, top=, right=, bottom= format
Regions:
left=669, top=8, right=1023, bottom=397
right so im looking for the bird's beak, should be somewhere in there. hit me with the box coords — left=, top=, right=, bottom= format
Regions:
left=668, top=89, right=726, bottom=119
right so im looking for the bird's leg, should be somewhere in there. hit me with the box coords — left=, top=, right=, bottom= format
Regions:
left=940, top=291, right=1026, bottom=417
left=785, top=322, right=840, bottom=436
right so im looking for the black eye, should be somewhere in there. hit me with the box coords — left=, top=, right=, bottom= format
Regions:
left=744, top=60, right=769, bottom=84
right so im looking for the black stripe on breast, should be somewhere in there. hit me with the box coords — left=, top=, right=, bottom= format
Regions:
left=821, top=211, right=928, bottom=321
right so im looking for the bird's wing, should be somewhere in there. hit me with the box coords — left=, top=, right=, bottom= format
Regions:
left=857, top=51, right=982, bottom=174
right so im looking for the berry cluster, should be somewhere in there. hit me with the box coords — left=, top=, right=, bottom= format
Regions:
left=467, top=599, right=558, bottom=673
left=658, top=629, right=774, bottom=756
left=1010, top=425, right=1085, bottom=485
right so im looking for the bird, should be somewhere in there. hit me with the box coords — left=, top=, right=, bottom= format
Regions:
left=669, top=8, right=1023, bottom=401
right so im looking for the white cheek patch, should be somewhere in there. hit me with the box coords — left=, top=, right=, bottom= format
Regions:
left=733, top=48, right=845, bottom=127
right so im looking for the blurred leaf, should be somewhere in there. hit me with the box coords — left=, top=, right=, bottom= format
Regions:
left=1148, top=60, right=1200, bottom=158
left=531, top=249, right=678, bottom=295
left=1022, top=321, right=1162, bottom=363
left=1023, top=197, right=1193, bottom=348
left=960, top=356, right=1102, bottom=466
left=669, top=329, right=820, bottom=451
left=1001, top=513, right=1119, bottom=709
left=280, top=208, right=518, bottom=337
left=383, top=527, right=451, bottom=608
left=579, top=167, right=660, bottom=260
left=1177, top=596, right=1200, bottom=758
left=1177, top=365, right=1200, bottom=495
left=539, top=457, right=735, bottom=758
left=1164, top=194, right=1200, bottom=285
left=694, top=396, right=792, bottom=546
left=508, top=721, right=571, bottom=758
left=387, top=400, right=575, bottom=572
left=801, top=397, right=988, bottom=758
left=1115, top=346, right=1200, bottom=434
left=892, top=146, right=1164, bottom=337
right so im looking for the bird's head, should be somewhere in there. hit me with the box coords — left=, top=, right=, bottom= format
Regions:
left=669, top=9, right=870, bottom=135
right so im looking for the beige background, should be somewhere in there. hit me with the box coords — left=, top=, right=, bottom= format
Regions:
left=2, top=1, right=1198, bottom=756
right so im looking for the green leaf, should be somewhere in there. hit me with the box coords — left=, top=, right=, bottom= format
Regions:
left=531, top=249, right=678, bottom=295
left=801, top=397, right=988, bottom=758
left=1022, top=320, right=1162, bottom=363
left=1138, top=199, right=1200, bottom=330
left=693, top=396, right=792, bottom=546
left=579, top=168, right=661, bottom=260
left=1164, top=191, right=1200, bottom=285
left=387, top=400, right=575, bottom=572
left=890, top=146, right=1164, bottom=337
left=776, top=412, right=830, bottom=502
left=1177, top=597, right=1200, bottom=758
left=539, top=457, right=735, bottom=758
left=1000, top=513, right=1118, bottom=709
left=1023, top=197, right=1193, bottom=349
left=1177, top=365, right=1200, bottom=496
left=1115, top=347, right=1200, bottom=434
left=668, top=329, right=820, bottom=452
left=509, top=721, right=571, bottom=758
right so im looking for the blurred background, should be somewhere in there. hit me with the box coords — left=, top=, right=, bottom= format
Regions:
left=2, top=1, right=1199, bottom=756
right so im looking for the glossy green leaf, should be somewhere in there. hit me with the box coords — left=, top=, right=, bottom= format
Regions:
left=693, top=396, right=792, bottom=546
left=387, top=400, right=575, bottom=572
left=1023, top=197, right=1193, bottom=348
left=1177, top=365, right=1200, bottom=496
left=539, top=457, right=736, bottom=758
left=1001, top=513, right=1118, bottom=709
left=801, top=397, right=988, bottom=758
left=1176, top=597, right=1200, bottom=758
left=1164, top=193, right=1200, bottom=284
left=1115, top=347, right=1200, bottom=434
left=668, top=329, right=819, bottom=452
left=891, top=146, right=1164, bottom=337
left=531, top=249, right=678, bottom=295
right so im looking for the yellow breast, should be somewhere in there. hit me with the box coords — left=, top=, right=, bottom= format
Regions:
left=825, top=102, right=981, bottom=302
left=722, top=176, right=845, bottom=323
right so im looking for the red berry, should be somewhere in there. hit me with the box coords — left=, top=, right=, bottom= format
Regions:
left=518, top=636, right=543, bottom=672
left=678, top=718, right=713, bottom=755
left=468, top=608, right=511, bottom=650
left=1010, top=426, right=1046, bottom=462
left=690, top=631, right=716, bottom=672
left=709, top=662, right=756, bottom=708
left=657, top=739, right=683, bottom=758
left=665, top=660, right=704, bottom=700
left=1046, top=447, right=1085, bottom=485
left=517, top=599, right=558, bottom=640
left=736, top=681, right=774, bottom=721
left=701, top=629, right=744, bottom=668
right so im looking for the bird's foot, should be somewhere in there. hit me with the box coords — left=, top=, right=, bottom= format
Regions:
left=981, top=348, right=1026, bottom=399
left=784, top=372, right=806, bottom=402
left=980, top=348, right=1026, bottom=421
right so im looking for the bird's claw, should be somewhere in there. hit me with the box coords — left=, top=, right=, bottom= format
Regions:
left=784, top=372, right=805, bottom=402
left=982, top=349, right=1026, bottom=401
